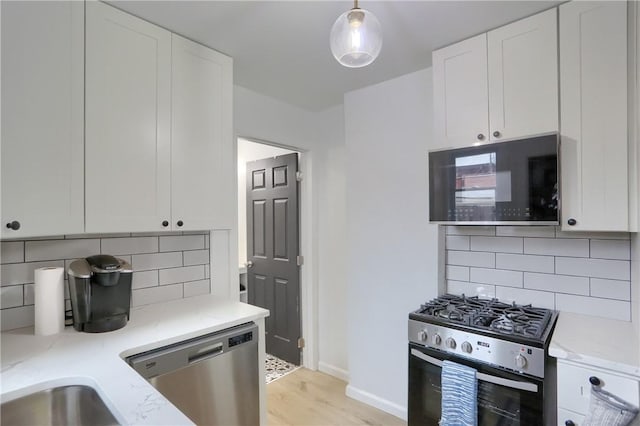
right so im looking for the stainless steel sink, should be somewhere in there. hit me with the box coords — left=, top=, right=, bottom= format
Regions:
left=1, top=385, right=120, bottom=426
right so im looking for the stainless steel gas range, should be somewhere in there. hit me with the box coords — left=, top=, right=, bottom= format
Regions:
left=408, top=294, right=559, bottom=426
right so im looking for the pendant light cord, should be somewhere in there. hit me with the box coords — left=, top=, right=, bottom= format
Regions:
left=353, top=0, right=359, bottom=10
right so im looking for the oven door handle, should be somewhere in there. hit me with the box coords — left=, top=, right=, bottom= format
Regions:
left=410, top=348, right=539, bottom=393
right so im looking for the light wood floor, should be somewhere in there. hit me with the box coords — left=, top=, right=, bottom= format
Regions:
left=267, top=368, right=407, bottom=426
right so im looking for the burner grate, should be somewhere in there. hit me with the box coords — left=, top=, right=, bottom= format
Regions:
left=412, top=294, right=553, bottom=340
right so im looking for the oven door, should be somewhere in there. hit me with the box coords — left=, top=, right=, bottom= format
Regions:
left=408, top=344, right=544, bottom=426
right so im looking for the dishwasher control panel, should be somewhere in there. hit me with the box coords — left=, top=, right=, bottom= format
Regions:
left=229, top=330, right=253, bottom=347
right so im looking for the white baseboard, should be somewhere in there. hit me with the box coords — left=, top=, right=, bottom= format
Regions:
left=345, top=384, right=408, bottom=421
left=318, top=361, right=349, bottom=382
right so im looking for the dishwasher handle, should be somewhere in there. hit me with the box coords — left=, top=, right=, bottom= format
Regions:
left=188, top=342, right=223, bottom=364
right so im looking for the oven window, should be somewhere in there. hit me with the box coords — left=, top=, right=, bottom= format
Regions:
left=478, top=382, right=522, bottom=424
left=409, top=346, right=544, bottom=426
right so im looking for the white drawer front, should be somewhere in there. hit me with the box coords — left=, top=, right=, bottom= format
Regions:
left=557, top=362, right=640, bottom=415
left=558, top=407, right=585, bottom=426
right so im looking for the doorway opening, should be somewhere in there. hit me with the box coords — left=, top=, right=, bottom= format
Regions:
left=237, top=138, right=305, bottom=370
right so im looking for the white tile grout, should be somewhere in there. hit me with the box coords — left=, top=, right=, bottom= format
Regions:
left=445, top=226, right=633, bottom=321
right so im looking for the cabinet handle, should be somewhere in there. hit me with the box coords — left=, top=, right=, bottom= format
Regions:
left=5, top=221, right=20, bottom=231
left=589, top=376, right=601, bottom=386
left=477, top=133, right=485, bottom=141
left=565, top=421, right=575, bottom=426
left=162, top=220, right=169, bottom=227
left=567, top=218, right=577, bottom=226
left=177, top=220, right=184, bottom=227
left=493, top=131, right=501, bottom=138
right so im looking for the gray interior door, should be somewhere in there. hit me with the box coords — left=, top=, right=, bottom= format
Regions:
left=246, top=153, right=301, bottom=365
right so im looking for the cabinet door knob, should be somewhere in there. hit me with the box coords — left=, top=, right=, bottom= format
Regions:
left=567, top=218, right=577, bottom=226
left=565, top=421, right=575, bottom=426
left=493, top=131, right=501, bottom=138
left=177, top=220, right=184, bottom=227
left=5, top=221, right=20, bottom=231
left=162, top=220, right=169, bottom=227
left=589, top=376, right=601, bottom=386
left=477, top=133, right=485, bottom=141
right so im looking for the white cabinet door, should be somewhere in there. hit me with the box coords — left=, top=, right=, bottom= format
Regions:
left=558, top=407, right=585, bottom=426
left=1, top=1, right=84, bottom=239
left=433, top=34, right=489, bottom=148
left=560, top=1, right=628, bottom=231
left=171, top=35, right=234, bottom=231
left=488, top=8, right=558, bottom=141
left=557, top=360, right=640, bottom=417
left=85, top=2, right=171, bottom=233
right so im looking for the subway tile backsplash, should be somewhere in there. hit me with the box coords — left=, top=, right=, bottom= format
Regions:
left=445, top=226, right=632, bottom=321
left=1, top=232, right=211, bottom=331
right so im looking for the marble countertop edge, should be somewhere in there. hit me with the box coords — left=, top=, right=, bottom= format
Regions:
left=549, top=311, right=640, bottom=379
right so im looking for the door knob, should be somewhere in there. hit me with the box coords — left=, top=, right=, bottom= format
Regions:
left=246, top=261, right=254, bottom=268
left=477, top=133, right=485, bottom=141
left=493, top=131, right=501, bottom=138
left=567, top=218, right=577, bottom=226
left=176, top=220, right=184, bottom=227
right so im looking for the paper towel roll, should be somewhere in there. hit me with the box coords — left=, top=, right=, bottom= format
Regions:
left=34, top=267, right=65, bottom=336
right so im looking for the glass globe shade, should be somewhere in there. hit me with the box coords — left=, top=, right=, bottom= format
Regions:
left=330, top=7, right=382, bottom=68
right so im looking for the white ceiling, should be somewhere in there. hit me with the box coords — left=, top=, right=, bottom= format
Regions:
left=109, top=1, right=562, bottom=112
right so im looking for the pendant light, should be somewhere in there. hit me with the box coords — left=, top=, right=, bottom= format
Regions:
left=330, top=0, right=382, bottom=68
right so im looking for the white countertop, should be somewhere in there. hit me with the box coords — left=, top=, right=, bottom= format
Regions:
left=550, top=311, right=640, bottom=377
left=0, top=295, right=269, bottom=425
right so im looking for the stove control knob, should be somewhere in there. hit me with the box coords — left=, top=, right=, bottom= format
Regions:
left=418, top=330, right=428, bottom=342
left=445, top=337, right=456, bottom=349
left=461, top=341, right=472, bottom=354
left=515, top=354, right=527, bottom=369
left=432, top=334, right=442, bottom=345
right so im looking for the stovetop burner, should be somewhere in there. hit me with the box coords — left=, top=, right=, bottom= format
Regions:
left=411, top=294, right=554, bottom=341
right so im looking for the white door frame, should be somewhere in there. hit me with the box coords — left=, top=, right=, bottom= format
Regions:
left=236, top=136, right=318, bottom=370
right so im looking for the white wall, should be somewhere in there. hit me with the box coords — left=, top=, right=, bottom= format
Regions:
left=234, top=85, right=348, bottom=374
left=315, top=108, right=348, bottom=380
left=235, top=86, right=319, bottom=151
left=344, top=68, right=442, bottom=419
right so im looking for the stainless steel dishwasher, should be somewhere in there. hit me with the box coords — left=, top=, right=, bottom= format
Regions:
left=127, top=322, right=259, bottom=426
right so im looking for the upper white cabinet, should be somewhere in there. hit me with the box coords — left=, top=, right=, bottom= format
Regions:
left=433, top=9, right=558, bottom=148
left=85, top=2, right=233, bottom=233
left=1, top=1, right=84, bottom=239
left=85, top=2, right=172, bottom=233
left=433, top=34, right=489, bottom=147
left=171, top=35, right=234, bottom=231
left=488, top=8, right=558, bottom=141
left=560, top=1, right=629, bottom=231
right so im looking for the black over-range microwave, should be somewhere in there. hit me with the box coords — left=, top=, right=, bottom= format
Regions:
left=429, top=134, right=559, bottom=225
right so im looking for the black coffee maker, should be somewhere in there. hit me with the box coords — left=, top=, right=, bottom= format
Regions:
left=68, top=254, right=133, bottom=333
